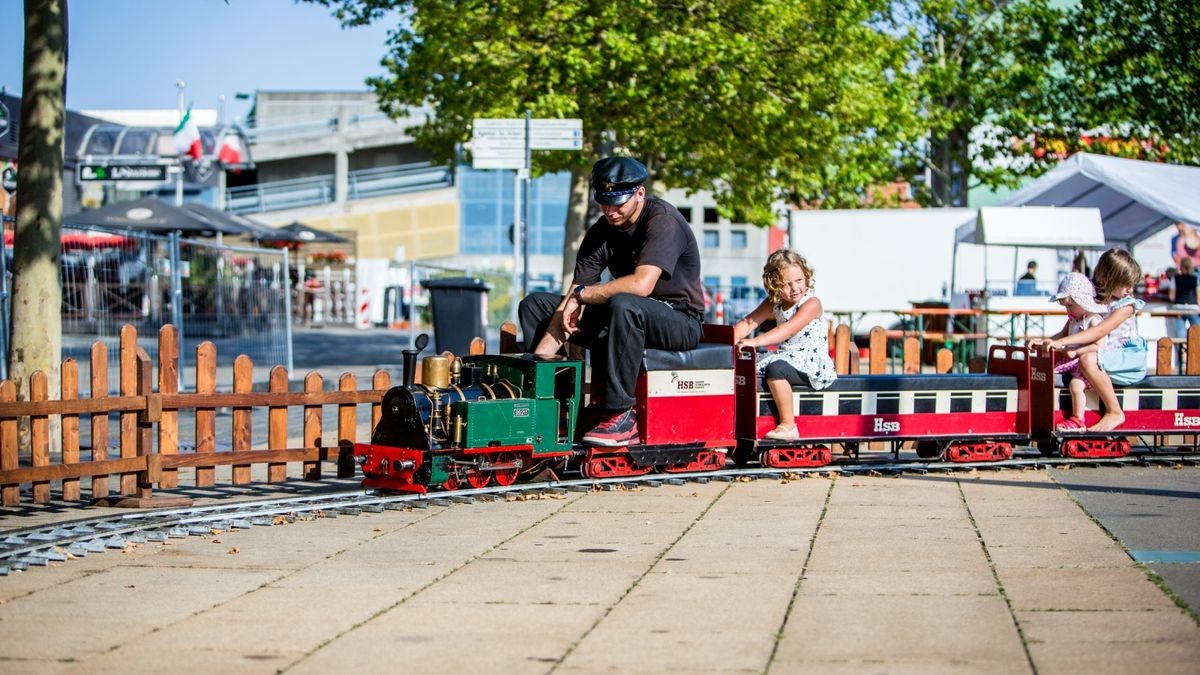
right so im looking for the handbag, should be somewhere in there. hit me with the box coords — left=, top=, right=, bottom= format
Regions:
left=1099, top=336, right=1149, bottom=385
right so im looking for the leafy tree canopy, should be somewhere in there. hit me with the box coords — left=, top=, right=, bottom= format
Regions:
left=307, top=0, right=921, bottom=223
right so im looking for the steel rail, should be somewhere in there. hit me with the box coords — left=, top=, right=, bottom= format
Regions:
left=2, top=450, right=1195, bottom=575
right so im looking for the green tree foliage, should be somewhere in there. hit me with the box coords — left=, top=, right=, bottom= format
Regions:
left=308, top=0, right=920, bottom=254
left=1040, top=0, right=1200, bottom=164
left=894, top=0, right=1068, bottom=206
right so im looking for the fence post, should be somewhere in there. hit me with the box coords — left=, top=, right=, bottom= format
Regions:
left=232, top=355, right=253, bottom=484
left=1, top=381, right=18, bottom=505
left=134, top=347, right=157, bottom=500
left=868, top=327, right=887, bottom=374
left=119, top=325, right=139, bottom=495
left=1188, top=325, right=1200, bottom=375
left=1157, top=337, right=1175, bottom=375
left=902, top=337, right=920, bottom=374
left=90, top=342, right=109, bottom=498
left=337, top=373, right=358, bottom=478
left=158, top=326, right=179, bottom=488
left=834, top=324, right=851, bottom=374
left=61, top=359, right=80, bottom=501
left=936, top=348, right=954, bottom=374
left=268, top=366, right=289, bottom=483
left=500, top=321, right=518, bottom=354
left=195, top=342, right=217, bottom=487
left=303, top=372, right=324, bottom=480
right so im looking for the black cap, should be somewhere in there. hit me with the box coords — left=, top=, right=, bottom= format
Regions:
left=591, top=157, right=648, bottom=206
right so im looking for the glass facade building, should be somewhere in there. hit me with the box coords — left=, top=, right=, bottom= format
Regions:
left=459, top=166, right=570, bottom=256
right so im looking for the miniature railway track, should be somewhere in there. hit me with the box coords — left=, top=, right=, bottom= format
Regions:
left=2, top=449, right=1196, bottom=575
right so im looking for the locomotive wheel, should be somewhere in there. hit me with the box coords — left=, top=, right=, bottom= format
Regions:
left=465, top=467, right=491, bottom=489
left=493, top=453, right=520, bottom=487
left=442, top=467, right=490, bottom=490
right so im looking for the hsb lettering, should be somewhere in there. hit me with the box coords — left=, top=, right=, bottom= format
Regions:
left=873, top=418, right=900, bottom=433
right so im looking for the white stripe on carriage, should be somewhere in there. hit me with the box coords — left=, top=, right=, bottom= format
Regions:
left=1123, top=388, right=1139, bottom=411
left=1162, top=390, right=1178, bottom=409
left=935, top=391, right=951, bottom=414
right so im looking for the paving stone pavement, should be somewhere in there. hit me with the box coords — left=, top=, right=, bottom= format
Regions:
left=2, top=469, right=1199, bottom=674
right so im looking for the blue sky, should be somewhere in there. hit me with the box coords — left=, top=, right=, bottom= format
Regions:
left=0, top=0, right=398, bottom=122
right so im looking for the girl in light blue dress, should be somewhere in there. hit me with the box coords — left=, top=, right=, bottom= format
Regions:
left=1048, top=248, right=1146, bottom=432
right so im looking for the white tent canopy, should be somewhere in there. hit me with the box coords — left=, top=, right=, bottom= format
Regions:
left=965, top=206, right=1107, bottom=247
left=955, top=153, right=1200, bottom=246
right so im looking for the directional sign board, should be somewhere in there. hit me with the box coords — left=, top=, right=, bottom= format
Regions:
left=77, top=163, right=170, bottom=184
left=471, top=118, right=583, bottom=169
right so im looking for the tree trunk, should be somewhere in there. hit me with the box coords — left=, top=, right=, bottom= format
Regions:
left=9, top=0, right=66, bottom=438
left=560, top=163, right=592, bottom=291
left=930, top=125, right=970, bottom=207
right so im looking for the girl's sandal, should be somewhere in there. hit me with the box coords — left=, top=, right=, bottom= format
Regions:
left=765, top=424, right=799, bottom=441
left=1055, top=416, right=1087, bottom=433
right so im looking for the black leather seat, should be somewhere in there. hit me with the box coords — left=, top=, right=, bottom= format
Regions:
left=643, top=342, right=734, bottom=371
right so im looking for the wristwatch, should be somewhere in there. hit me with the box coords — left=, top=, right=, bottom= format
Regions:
left=572, top=284, right=586, bottom=302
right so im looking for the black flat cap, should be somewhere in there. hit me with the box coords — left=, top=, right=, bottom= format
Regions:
left=591, top=157, right=648, bottom=206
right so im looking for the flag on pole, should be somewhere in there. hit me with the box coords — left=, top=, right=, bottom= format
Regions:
left=173, top=106, right=202, bottom=159
left=217, top=134, right=241, bottom=166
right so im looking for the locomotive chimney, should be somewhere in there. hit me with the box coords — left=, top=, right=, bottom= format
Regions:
left=402, top=334, right=430, bottom=387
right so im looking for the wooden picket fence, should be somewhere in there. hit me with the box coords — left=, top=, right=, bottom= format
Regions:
left=0, top=324, right=486, bottom=508
left=1, top=321, right=1196, bottom=508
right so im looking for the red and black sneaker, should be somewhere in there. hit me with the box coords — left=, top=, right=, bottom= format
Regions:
left=582, top=409, right=639, bottom=447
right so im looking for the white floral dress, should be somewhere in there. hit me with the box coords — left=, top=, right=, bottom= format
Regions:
left=756, top=294, right=838, bottom=390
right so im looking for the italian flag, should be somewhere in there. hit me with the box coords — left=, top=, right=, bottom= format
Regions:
left=173, top=106, right=202, bottom=160
left=217, top=134, right=241, bottom=166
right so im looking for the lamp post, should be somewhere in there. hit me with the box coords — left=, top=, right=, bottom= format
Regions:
left=175, top=81, right=185, bottom=207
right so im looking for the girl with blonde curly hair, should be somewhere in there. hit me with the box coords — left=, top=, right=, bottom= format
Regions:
left=732, top=249, right=837, bottom=440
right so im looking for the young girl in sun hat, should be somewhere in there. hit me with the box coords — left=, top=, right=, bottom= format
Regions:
left=1034, top=272, right=1109, bottom=431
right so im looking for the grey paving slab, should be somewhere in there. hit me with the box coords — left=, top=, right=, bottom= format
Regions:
left=773, top=595, right=1029, bottom=669
left=1048, top=465, right=1200, bottom=611
left=2, top=473, right=1198, bottom=674
left=1019, top=609, right=1200, bottom=675
left=999, top=566, right=1180, bottom=611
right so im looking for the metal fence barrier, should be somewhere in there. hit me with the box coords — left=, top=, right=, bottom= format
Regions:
left=4, top=225, right=294, bottom=389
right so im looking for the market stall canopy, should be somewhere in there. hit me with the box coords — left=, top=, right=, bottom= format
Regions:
left=3, top=228, right=135, bottom=250
left=961, top=206, right=1106, bottom=248
left=268, top=221, right=350, bottom=243
left=64, top=197, right=246, bottom=236
left=956, top=153, right=1200, bottom=247
left=182, top=203, right=301, bottom=243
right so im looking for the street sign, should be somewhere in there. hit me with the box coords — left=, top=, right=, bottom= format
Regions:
left=77, top=163, right=170, bottom=183
left=1, top=166, right=15, bottom=194
left=471, top=118, right=584, bottom=169
left=0, top=99, right=9, bottom=136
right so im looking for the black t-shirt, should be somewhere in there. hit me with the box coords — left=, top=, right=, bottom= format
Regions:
left=573, top=198, right=704, bottom=316
left=1176, top=273, right=1198, bottom=305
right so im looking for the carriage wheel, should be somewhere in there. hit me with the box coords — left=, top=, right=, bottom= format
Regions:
left=914, top=441, right=943, bottom=460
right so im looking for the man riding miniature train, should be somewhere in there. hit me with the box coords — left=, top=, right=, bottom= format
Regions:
left=518, top=157, right=705, bottom=446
